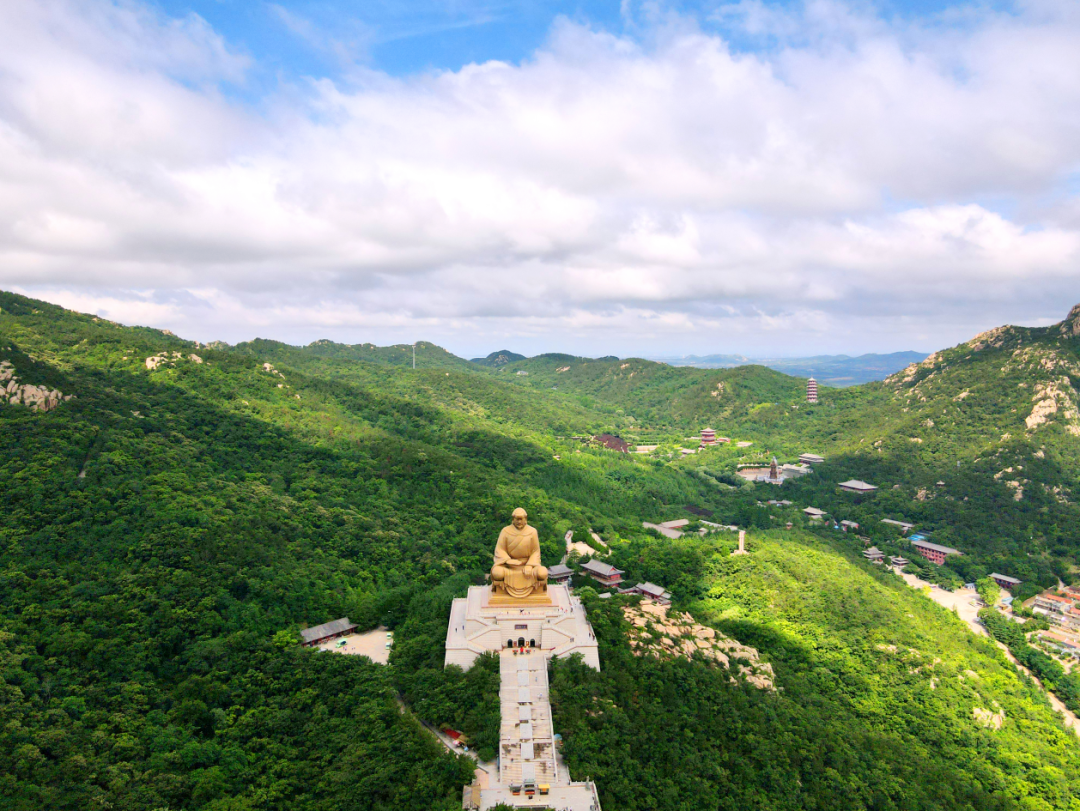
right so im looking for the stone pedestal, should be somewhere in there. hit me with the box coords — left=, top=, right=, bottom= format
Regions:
left=444, top=585, right=600, bottom=671
left=488, top=590, right=553, bottom=607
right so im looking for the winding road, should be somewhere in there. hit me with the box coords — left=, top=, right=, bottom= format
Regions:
left=896, top=568, right=1080, bottom=737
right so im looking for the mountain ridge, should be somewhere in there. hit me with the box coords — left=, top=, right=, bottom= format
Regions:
left=469, top=349, right=526, bottom=367
left=468, top=349, right=929, bottom=386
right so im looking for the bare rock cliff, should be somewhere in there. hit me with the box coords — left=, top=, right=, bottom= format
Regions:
left=1063, top=302, right=1080, bottom=338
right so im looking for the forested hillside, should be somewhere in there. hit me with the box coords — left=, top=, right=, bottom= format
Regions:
left=245, top=338, right=479, bottom=372
left=3, top=289, right=1080, bottom=810
left=554, top=531, right=1080, bottom=810
left=495, top=352, right=805, bottom=433
left=0, top=291, right=740, bottom=809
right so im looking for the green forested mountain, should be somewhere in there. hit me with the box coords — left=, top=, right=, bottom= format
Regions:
left=3, top=289, right=1080, bottom=810
left=469, top=350, right=526, bottom=368
left=237, top=337, right=479, bottom=372
left=493, top=305, right=1080, bottom=586
left=495, top=352, right=805, bottom=431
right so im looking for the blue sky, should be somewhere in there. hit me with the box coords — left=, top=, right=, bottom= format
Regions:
left=154, top=0, right=1009, bottom=79
left=1, top=0, right=1078, bottom=357
left=152, top=0, right=618, bottom=82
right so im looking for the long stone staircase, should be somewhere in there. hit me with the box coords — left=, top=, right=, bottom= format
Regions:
left=447, top=584, right=602, bottom=809
left=498, top=651, right=558, bottom=788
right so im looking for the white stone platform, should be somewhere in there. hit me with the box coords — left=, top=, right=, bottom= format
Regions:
left=444, top=585, right=600, bottom=671
left=447, top=584, right=602, bottom=810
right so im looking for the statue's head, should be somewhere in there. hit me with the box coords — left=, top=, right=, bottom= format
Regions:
left=512, top=508, right=528, bottom=529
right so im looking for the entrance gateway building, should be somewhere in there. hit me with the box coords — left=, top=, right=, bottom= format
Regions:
left=446, top=508, right=602, bottom=810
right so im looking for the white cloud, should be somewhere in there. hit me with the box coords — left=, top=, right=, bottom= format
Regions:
left=1, top=0, right=1080, bottom=356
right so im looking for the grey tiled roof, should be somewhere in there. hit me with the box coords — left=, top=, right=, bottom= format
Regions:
left=839, top=479, right=877, bottom=491
left=299, top=617, right=356, bottom=644
left=581, top=559, right=624, bottom=577
left=635, top=582, right=671, bottom=598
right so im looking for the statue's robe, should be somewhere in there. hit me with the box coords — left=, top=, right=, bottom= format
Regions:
left=492, top=525, right=547, bottom=598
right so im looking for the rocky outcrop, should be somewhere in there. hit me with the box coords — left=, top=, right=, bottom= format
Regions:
left=145, top=351, right=203, bottom=370
left=967, top=326, right=1015, bottom=352
left=888, top=350, right=945, bottom=386
left=1025, top=378, right=1080, bottom=436
left=623, top=601, right=775, bottom=691
left=973, top=705, right=1005, bottom=730
left=1061, top=303, right=1080, bottom=338
left=1, top=361, right=73, bottom=412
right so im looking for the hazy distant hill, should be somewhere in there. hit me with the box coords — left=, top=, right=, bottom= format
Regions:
left=651, top=351, right=928, bottom=386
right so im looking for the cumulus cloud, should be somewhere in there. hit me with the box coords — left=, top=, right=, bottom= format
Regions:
left=2, top=0, right=1080, bottom=355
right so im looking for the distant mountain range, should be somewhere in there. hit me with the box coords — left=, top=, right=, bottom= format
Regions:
left=648, top=351, right=929, bottom=387
left=472, top=349, right=927, bottom=386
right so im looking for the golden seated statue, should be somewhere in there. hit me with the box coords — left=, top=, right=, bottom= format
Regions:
left=490, top=508, right=549, bottom=604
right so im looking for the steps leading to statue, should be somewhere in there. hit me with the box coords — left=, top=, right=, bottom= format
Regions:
left=497, top=650, right=558, bottom=787
left=449, top=584, right=603, bottom=809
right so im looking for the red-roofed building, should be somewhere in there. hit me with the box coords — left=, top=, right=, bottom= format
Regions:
left=581, top=559, right=625, bottom=587
left=910, top=539, right=961, bottom=566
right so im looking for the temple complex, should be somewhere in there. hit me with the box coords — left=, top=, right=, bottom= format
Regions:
left=449, top=510, right=602, bottom=810
left=737, top=457, right=812, bottom=485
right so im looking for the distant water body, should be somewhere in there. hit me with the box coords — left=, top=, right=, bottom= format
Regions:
left=649, top=351, right=928, bottom=387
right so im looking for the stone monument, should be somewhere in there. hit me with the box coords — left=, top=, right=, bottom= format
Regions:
left=491, top=508, right=550, bottom=604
